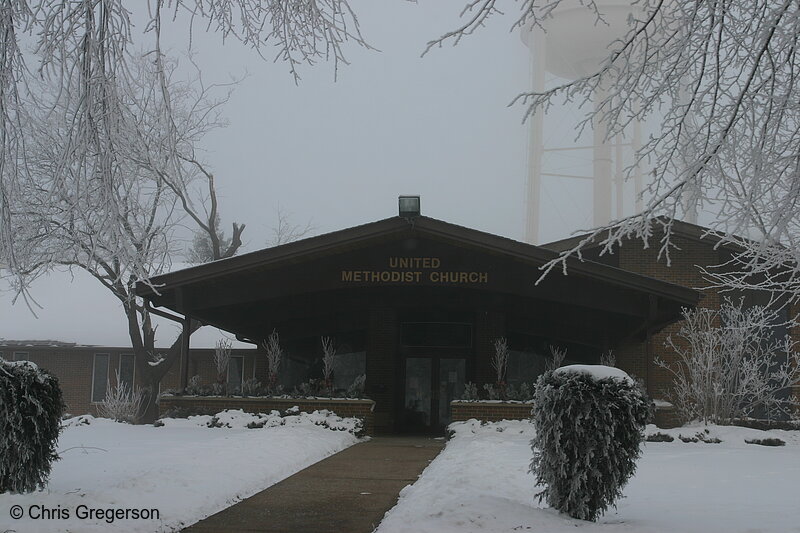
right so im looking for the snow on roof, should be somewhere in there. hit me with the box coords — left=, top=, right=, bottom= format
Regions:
left=553, top=364, right=634, bottom=384
left=0, top=266, right=252, bottom=349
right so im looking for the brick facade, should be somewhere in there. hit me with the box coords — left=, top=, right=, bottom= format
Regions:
left=548, top=222, right=800, bottom=422
left=0, top=343, right=258, bottom=416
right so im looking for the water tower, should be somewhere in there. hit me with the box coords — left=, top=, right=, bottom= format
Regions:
left=521, top=0, right=644, bottom=244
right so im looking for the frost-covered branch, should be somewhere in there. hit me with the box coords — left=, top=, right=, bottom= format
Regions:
left=491, top=336, right=509, bottom=385
left=658, top=298, right=800, bottom=423
left=434, top=1, right=800, bottom=299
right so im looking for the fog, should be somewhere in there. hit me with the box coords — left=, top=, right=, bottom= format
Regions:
left=1, top=2, right=618, bottom=343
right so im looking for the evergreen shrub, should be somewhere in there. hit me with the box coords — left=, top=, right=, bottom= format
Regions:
left=530, top=367, right=650, bottom=521
left=0, top=359, right=65, bottom=493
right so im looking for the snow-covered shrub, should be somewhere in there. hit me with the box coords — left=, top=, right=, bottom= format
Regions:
left=96, top=372, right=145, bottom=423
left=482, top=382, right=501, bottom=400
left=646, top=432, right=675, bottom=442
left=241, top=378, right=262, bottom=396
left=185, top=375, right=203, bottom=395
left=0, top=359, right=65, bottom=493
left=346, top=374, right=366, bottom=398
left=745, top=437, right=785, bottom=446
left=677, top=429, right=722, bottom=444
left=530, top=366, right=650, bottom=521
left=461, top=382, right=479, bottom=400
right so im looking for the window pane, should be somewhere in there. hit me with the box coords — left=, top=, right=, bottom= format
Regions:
left=13, top=351, right=28, bottom=362
left=507, top=350, right=548, bottom=385
left=119, top=354, right=135, bottom=390
left=92, top=354, right=110, bottom=402
left=404, top=358, right=432, bottom=428
left=333, top=351, right=366, bottom=391
left=227, top=356, right=244, bottom=392
left=438, top=358, right=465, bottom=428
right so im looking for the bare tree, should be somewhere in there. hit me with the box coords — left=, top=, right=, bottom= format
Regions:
left=491, top=337, right=509, bottom=386
left=320, top=336, right=336, bottom=394
left=658, top=299, right=800, bottom=424
left=600, top=350, right=616, bottom=368
left=3, top=52, right=248, bottom=421
left=213, top=338, right=233, bottom=391
left=268, top=206, right=314, bottom=247
left=433, top=2, right=800, bottom=301
left=262, top=329, right=283, bottom=390
left=0, top=0, right=368, bottom=294
left=2, top=2, right=367, bottom=421
left=546, top=345, right=566, bottom=372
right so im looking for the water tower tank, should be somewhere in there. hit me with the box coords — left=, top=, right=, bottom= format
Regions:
left=521, top=0, right=644, bottom=244
left=522, top=0, right=641, bottom=80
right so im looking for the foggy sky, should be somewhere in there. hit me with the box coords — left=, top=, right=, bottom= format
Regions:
left=1, top=2, right=611, bottom=344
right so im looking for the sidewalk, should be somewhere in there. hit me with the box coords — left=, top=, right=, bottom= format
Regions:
left=183, top=436, right=444, bottom=533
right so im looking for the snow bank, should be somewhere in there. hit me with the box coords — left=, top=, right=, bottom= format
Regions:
left=0, top=410, right=361, bottom=532
left=553, top=364, right=634, bottom=384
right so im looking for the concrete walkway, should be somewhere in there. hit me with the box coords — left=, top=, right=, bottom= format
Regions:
left=183, top=437, right=444, bottom=533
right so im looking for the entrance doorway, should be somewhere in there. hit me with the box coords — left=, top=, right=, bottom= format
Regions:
left=402, top=357, right=466, bottom=434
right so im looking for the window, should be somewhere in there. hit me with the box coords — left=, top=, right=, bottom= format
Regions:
left=13, top=351, right=28, bottom=362
left=92, top=354, right=110, bottom=402
left=333, top=350, right=366, bottom=391
left=227, top=356, right=244, bottom=392
left=119, top=354, right=135, bottom=390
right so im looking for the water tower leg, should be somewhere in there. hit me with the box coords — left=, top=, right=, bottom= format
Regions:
left=593, top=83, right=613, bottom=227
left=633, top=111, right=643, bottom=212
left=615, top=133, right=624, bottom=219
left=525, top=30, right=546, bottom=244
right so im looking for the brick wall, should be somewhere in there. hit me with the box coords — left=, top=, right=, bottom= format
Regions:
left=450, top=401, right=533, bottom=423
left=159, top=396, right=375, bottom=435
left=618, top=234, right=721, bottom=401
left=1, top=346, right=258, bottom=416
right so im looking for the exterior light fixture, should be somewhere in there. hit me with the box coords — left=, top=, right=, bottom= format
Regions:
left=398, top=195, right=421, bottom=218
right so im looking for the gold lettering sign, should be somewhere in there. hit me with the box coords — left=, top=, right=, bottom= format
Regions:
left=340, top=257, right=489, bottom=285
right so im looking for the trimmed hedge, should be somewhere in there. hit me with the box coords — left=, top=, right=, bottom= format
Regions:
left=530, top=368, right=651, bottom=521
left=0, top=359, right=65, bottom=493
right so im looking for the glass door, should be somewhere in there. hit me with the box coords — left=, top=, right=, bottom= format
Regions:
left=437, top=358, right=466, bottom=431
left=402, top=357, right=466, bottom=434
left=403, top=358, right=432, bottom=433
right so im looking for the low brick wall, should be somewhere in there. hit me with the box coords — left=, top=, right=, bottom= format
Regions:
left=159, top=396, right=376, bottom=435
left=450, top=401, right=534, bottom=423
left=653, top=406, right=682, bottom=429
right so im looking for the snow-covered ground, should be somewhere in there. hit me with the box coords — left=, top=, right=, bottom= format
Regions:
left=376, top=419, right=800, bottom=533
left=0, top=409, right=360, bottom=533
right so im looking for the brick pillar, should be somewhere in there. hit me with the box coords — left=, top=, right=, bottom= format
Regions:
left=366, top=307, right=397, bottom=433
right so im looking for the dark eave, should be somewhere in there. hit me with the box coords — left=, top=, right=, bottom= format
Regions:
left=542, top=216, right=748, bottom=254
left=136, top=215, right=700, bottom=307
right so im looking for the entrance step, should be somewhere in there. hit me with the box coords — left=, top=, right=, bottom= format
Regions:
left=183, top=437, right=444, bottom=533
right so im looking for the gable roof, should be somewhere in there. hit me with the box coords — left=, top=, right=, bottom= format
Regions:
left=137, top=215, right=699, bottom=307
